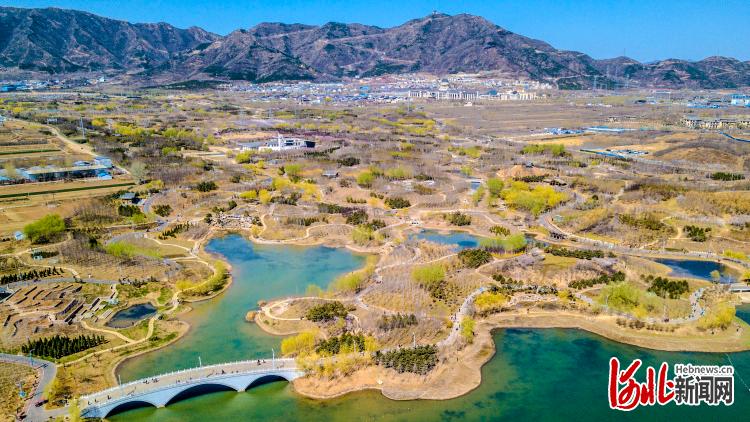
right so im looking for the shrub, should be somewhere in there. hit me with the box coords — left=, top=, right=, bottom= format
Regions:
left=357, top=171, right=375, bottom=187
left=195, top=181, right=217, bottom=192
left=338, top=157, right=360, bottom=166
left=489, top=225, right=510, bottom=236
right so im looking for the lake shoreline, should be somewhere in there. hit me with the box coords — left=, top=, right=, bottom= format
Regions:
left=290, top=309, right=750, bottom=402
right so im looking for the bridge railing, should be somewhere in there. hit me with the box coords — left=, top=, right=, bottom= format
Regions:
left=82, top=358, right=296, bottom=401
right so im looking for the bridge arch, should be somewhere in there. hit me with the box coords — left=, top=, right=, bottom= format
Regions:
left=164, top=382, right=239, bottom=406
left=104, top=400, right=158, bottom=418
left=243, top=374, right=292, bottom=391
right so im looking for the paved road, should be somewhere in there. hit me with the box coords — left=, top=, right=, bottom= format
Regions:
left=0, top=353, right=59, bottom=421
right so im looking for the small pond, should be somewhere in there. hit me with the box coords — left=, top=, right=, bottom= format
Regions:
left=106, top=303, right=157, bottom=329
left=410, top=229, right=482, bottom=251
left=654, top=258, right=736, bottom=283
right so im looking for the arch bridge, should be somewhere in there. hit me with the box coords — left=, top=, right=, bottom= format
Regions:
left=80, top=358, right=301, bottom=418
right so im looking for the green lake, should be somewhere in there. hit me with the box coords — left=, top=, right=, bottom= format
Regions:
left=111, top=234, right=750, bottom=421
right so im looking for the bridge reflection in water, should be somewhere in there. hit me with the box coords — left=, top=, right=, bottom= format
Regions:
left=81, top=358, right=301, bottom=418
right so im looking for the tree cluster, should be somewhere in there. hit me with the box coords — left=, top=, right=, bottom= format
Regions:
left=457, top=248, right=492, bottom=268
left=384, top=197, right=411, bottom=209
left=305, top=301, right=348, bottom=322
left=644, top=275, right=689, bottom=299
left=159, top=222, right=191, bottom=239
left=315, top=332, right=366, bottom=355
left=684, top=225, right=710, bottom=242
left=444, top=212, right=471, bottom=226
left=373, top=345, right=438, bottom=374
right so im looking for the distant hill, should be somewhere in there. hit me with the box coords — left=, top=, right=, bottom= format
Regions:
left=1, top=7, right=748, bottom=89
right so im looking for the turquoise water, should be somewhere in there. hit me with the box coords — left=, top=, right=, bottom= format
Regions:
left=110, top=235, right=750, bottom=421
left=655, top=258, right=735, bottom=283
left=107, top=303, right=157, bottom=329
left=111, top=328, right=750, bottom=421
left=411, top=229, right=482, bottom=251
left=116, top=234, right=366, bottom=381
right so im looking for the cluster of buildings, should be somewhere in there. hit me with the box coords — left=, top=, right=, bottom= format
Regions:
left=236, top=134, right=316, bottom=152
left=681, top=116, right=750, bottom=130
left=0, top=156, right=113, bottom=183
left=407, top=89, right=538, bottom=102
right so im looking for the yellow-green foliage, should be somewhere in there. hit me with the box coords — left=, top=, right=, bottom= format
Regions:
left=186, top=261, right=229, bottom=296
left=384, top=166, right=413, bottom=180
left=472, top=185, right=486, bottom=206
left=724, top=250, right=748, bottom=261
left=352, top=226, right=378, bottom=245
left=486, top=178, right=504, bottom=197
left=104, top=241, right=161, bottom=259
left=501, top=181, right=568, bottom=216
left=699, top=303, right=736, bottom=330
left=240, top=190, right=258, bottom=201
left=236, top=151, right=255, bottom=164
left=357, top=171, right=375, bottom=187
left=329, top=256, right=377, bottom=292
left=461, top=317, right=475, bottom=343
left=114, top=122, right=148, bottom=138
left=521, top=143, right=566, bottom=156
left=412, top=263, right=445, bottom=286
left=281, top=331, right=317, bottom=356
left=474, top=291, right=508, bottom=313
left=258, top=189, right=272, bottom=204
left=23, top=214, right=66, bottom=243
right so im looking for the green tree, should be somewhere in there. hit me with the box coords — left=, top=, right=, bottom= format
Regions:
left=23, top=214, right=66, bottom=244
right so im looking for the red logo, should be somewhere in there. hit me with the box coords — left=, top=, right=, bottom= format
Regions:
left=608, top=357, right=675, bottom=410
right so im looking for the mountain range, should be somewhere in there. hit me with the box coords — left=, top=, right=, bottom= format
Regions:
left=1, top=6, right=748, bottom=89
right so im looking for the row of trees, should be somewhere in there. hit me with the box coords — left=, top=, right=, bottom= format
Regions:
left=569, top=271, right=626, bottom=289
left=21, top=334, right=106, bottom=359
left=373, top=345, right=438, bottom=375
left=377, top=313, right=418, bottom=331
left=1, top=266, right=63, bottom=284
left=544, top=246, right=605, bottom=260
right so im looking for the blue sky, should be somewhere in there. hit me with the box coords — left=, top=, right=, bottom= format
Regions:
left=5, top=0, right=749, bottom=62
